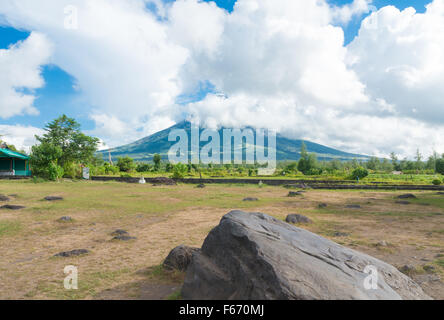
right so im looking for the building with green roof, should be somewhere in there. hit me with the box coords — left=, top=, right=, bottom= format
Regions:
left=0, top=148, right=31, bottom=177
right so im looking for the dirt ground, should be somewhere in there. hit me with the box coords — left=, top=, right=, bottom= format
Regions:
left=0, top=180, right=443, bottom=300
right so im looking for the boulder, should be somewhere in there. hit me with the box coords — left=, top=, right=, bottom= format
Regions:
left=288, top=191, right=303, bottom=197
left=182, top=210, right=431, bottom=300
left=285, top=214, right=312, bottom=224
left=318, top=203, right=328, bottom=209
left=196, top=184, right=206, bottom=188
left=346, top=204, right=361, bottom=209
left=58, top=216, right=73, bottom=222
left=44, top=196, right=64, bottom=201
left=0, top=194, right=10, bottom=202
left=0, top=205, right=25, bottom=210
left=111, top=229, right=129, bottom=236
left=397, top=194, right=417, bottom=199
left=243, top=197, right=259, bottom=202
left=54, top=249, right=89, bottom=257
left=112, top=235, right=137, bottom=241
left=163, top=245, right=200, bottom=272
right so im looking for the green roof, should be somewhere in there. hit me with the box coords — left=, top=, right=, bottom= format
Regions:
left=0, top=148, right=30, bottom=160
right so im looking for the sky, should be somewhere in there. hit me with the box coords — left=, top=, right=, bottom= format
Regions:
left=0, top=0, right=442, bottom=159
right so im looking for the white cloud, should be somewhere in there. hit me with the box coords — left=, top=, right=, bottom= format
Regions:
left=347, top=1, right=444, bottom=126
left=0, top=32, right=52, bottom=119
left=0, top=0, right=443, bottom=158
left=331, top=0, right=373, bottom=24
left=0, top=124, right=44, bottom=152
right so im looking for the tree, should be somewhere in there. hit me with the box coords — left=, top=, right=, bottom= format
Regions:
left=390, top=152, right=400, bottom=171
left=366, top=157, right=380, bottom=171
left=30, top=142, right=64, bottom=180
left=31, top=115, right=99, bottom=179
left=415, top=149, right=423, bottom=170
left=351, top=167, right=369, bottom=180
left=153, top=154, right=162, bottom=171
left=436, top=158, right=444, bottom=175
left=117, top=156, right=136, bottom=172
left=297, top=142, right=317, bottom=175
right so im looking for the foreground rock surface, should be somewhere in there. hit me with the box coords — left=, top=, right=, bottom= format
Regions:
left=182, top=210, right=431, bottom=300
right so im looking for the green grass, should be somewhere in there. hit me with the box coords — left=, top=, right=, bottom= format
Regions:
left=0, top=220, right=22, bottom=238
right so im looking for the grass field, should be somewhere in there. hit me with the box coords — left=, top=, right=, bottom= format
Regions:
left=0, top=180, right=443, bottom=300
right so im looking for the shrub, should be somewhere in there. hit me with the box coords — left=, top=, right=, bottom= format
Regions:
left=172, top=163, right=188, bottom=179
left=47, top=162, right=64, bottom=181
left=104, top=164, right=119, bottom=175
left=117, top=156, right=136, bottom=172
left=351, top=167, right=369, bottom=180
left=63, top=162, right=82, bottom=179
left=136, top=163, right=152, bottom=173
left=432, top=179, right=442, bottom=186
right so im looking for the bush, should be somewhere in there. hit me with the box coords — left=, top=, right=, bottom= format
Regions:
left=117, top=156, right=136, bottom=172
left=136, top=163, right=152, bottom=173
left=47, top=162, right=64, bottom=181
left=351, top=167, right=369, bottom=180
left=63, top=162, right=82, bottom=179
left=172, top=163, right=188, bottom=179
left=432, top=179, right=442, bottom=186
left=104, top=164, right=119, bottom=175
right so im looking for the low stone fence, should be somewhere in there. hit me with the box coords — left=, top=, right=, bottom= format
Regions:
left=90, top=176, right=444, bottom=191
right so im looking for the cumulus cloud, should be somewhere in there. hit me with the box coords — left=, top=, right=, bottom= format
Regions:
left=0, top=124, right=44, bottom=152
left=0, top=0, right=442, bottom=157
left=347, top=1, right=444, bottom=125
left=331, top=0, right=374, bottom=24
left=0, top=32, right=52, bottom=119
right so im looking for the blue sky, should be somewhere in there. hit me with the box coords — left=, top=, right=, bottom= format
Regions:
left=1, top=0, right=432, bottom=133
left=0, top=0, right=440, bottom=157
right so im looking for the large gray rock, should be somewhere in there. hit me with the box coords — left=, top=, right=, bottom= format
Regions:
left=182, top=210, right=431, bottom=300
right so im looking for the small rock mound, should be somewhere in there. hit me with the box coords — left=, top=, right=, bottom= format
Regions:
left=346, top=204, right=361, bottom=209
left=182, top=211, right=431, bottom=300
left=333, top=232, right=349, bottom=237
left=0, top=205, right=25, bottom=210
left=58, top=216, right=73, bottom=222
left=112, top=235, right=137, bottom=241
left=0, top=194, right=10, bottom=202
left=288, top=191, right=303, bottom=197
left=111, top=229, right=129, bottom=236
left=398, top=194, right=417, bottom=199
left=243, top=197, right=259, bottom=202
left=152, top=177, right=177, bottom=186
left=110, top=229, right=136, bottom=241
left=54, top=249, right=89, bottom=258
left=399, top=265, right=416, bottom=275
left=163, top=245, right=200, bottom=272
left=44, top=196, right=64, bottom=201
left=285, top=214, right=312, bottom=224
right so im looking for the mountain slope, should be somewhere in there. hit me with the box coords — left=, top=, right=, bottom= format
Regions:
left=99, top=121, right=371, bottom=162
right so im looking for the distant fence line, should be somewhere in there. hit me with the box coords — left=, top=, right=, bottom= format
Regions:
left=90, top=176, right=444, bottom=191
